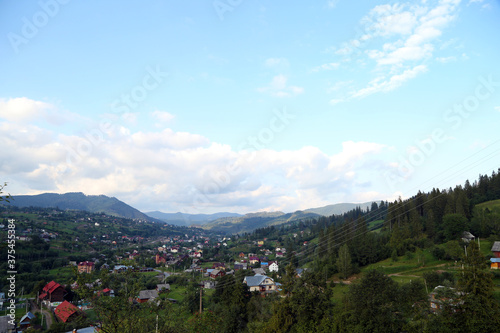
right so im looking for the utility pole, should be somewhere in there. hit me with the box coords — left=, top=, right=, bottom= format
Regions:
left=199, top=288, right=202, bottom=314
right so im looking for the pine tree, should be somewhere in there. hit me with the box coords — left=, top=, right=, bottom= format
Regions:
left=337, top=244, right=352, bottom=279
left=456, top=241, right=500, bottom=332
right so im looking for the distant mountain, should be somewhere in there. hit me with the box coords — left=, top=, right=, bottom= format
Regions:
left=4, top=192, right=152, bottom=221
left=201, top=211, right=321, bottom=234
left=145, top=211, right=242, bottom=227
left=199, top=202, right=381, bottom=234
left=305, top=202, right=378, bottom=216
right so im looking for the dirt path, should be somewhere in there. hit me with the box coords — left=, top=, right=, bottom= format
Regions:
left=30, top=300, right=53, bottom=329
left=387, top=263, right=451, bottom=278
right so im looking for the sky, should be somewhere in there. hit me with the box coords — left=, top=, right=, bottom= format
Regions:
left=1, top=0, right=500, bottom=215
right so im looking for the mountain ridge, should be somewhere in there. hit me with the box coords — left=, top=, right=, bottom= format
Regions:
left=145, top=211, right=242, bottom=227
left=3, top=192, right=153, bottom=221
left=3, top=191, right=380, bottom=233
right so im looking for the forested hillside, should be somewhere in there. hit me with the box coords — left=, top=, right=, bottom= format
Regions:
left=4, top=192, right=152, bottom=221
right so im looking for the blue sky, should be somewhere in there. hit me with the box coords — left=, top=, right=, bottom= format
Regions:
left=1, top=0, right=500, bottom=214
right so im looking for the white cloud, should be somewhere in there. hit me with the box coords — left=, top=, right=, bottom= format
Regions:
left=1, top=101, right=391, bottom=213
left=151, top=110, right=175, bottom=123
left=257, top=75, right=304, bottom=97
left=328, top=141, right=388, bottom=169
left=0, top=97, right=54, bottom=123
left=351, top=65, right=428, bottom=98
left=0, top=97, right=84, bottom=126
left=363, top=4, right=419, bottom=37
left=365, top=0, right=460, bottom=67
left=495, top=106, right=500, bottom=112
left=325, top=0, right=461, bottom=102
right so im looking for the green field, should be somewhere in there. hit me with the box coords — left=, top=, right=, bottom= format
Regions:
left=368, top=220, right=384, bottom=232
left=330, top=282, right=350, bottom=303
left=168, top=286, right=188, bottom=302
left=476, top=199, right=500, bottom=210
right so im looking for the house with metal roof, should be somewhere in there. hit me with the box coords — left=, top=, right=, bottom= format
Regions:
left=157, top=284, right=170, bottom=293
left=491, top=241, right=500, bottom=258
left=137, top=290, right=159, bottom=303
left=243, top=274, right=277, bottom=295
left=55, top=301, right=84, bottom=323
left=253, top=268, right=266, bottom=275
left=490, top=258, right=500, bottom=269
left=39, top=281, right=65, bottom=303
left=19, top=312, right=36, bottom=329
left=0, top=315, right=15, bottom=333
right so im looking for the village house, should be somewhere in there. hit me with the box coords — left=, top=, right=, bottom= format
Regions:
left=156, top=253, right=167, bottom=265
left=491, top=241, right=500, bottom=258
left=128, top=252, right=140, bottom=260
left=234, top=262, right=248, bottom=271
left=157, top=284, right=170, bottom=293
left=269, top=262, right=279, bottom=272
left=201, top=280, right=216, bottom=289
left=461, top=231, right=475, bottom=243
left=137, top=290, right=159, bottom=303
left=243, top=274, right=277, bottom=295
left=39, top=281, right=65, bottom=303
left=253, top=268, right=266, bottom=275
left=210, top=269, right=225, bottom=279
left=491, top=258, right=500, bottom=269
left=249, top=256, right=260, bottom=265
left=295, top=268, right=306, bottom=278
left=54, top=301, right=85, bottom=323
left=212, top=262, right=226, bottom=270
left=189, top=251, right=202, bottom=258
left=19, top=312, right=36, bottom=330
left=100, top=288, right=114, bottom=297
left=78, top=261, right=95, bottom=273
left=429, top=285, right=463, bottom=313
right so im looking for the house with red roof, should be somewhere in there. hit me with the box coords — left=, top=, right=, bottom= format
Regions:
left=155, top=253, right=167, bottom=264
left=212, top=262, right=226, bottom=270
left=39, top=281, right=65, bottom=302
left=78, top=261, right=95, bottom=273
left=249, top=256, right=260, bottom=265
left=210, top=269, right=225, bottom=279
left=54, top=300, right=84, bottom=323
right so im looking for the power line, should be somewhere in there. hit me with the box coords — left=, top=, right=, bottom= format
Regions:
left=206, top=146, right=500, bottom=290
